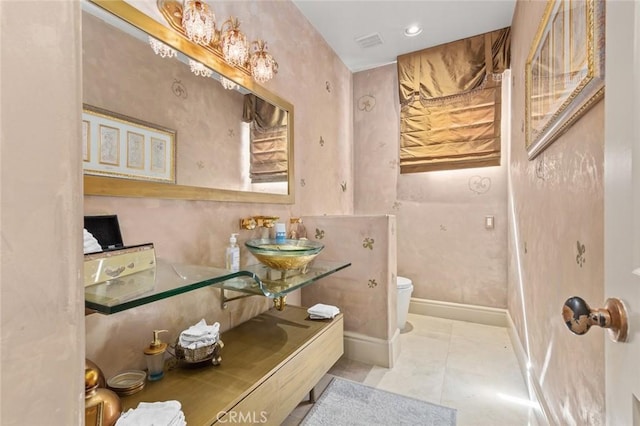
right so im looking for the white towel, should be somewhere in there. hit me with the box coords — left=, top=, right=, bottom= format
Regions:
left=83, top=229, right=102, bottom=254
left=115, top=400, right=186, bottom=426
left=179, top=319, right=220, bottom=350
left=307, top=303, right=340, bottom=319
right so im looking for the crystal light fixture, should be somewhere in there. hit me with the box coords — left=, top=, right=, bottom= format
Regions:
left=188, top=59, right=212, bottom=77
left=148, top=36, right=177, bottom=58
left=181, top=0, right=215, bottom=46
left=220, top=17, right=249, bottom=67
left=220, top=76, right=238, bottom=91
left=157, top=1, right=279, bottom=84
left=250, top=40, right=278, bottom=83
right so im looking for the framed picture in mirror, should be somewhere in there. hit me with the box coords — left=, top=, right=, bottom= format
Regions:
left=82, top=104, right=176, bottom=183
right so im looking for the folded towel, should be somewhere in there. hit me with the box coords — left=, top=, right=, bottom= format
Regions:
left=307, top=303, right=340, bottom=319
left=115, top=400, right=185, bottom=426
left=179, top=319, right=220, bottom=350
left=83, top=229, right=102, bottom=254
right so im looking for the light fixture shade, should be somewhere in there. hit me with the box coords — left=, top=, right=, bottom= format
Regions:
left=188, top=59, right=212, bottom=77
left=149, top=36, right=177, bottom=58
left=221, top=17, right=249, bottom=67
left=181, top=0, right=215, bottom=46
left=250, top=40, right=278, bottom=83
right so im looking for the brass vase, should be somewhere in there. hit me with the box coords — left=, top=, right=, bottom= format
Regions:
left=85, top=358, right=106, bottom=388
left=85, top=367, right=121, bottom=426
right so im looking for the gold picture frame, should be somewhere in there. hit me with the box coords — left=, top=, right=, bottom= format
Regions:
left=82, top=120, right=91, bottom=162
left=525, top=0, right=604, bottom=159
left=82, top=104, right=176, bottom=182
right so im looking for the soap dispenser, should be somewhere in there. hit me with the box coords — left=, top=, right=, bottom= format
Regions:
left=225, top=233, right=240, bottom=272
left=144, top=329, right=168, bottom=381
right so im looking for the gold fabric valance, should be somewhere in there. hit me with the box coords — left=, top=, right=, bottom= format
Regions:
left=398, top=27, right=510, bottom=173
left=243, top=95, right=288, bottom=183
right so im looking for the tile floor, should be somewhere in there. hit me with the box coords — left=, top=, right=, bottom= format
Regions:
left=284, top=313, right=541, bottom=426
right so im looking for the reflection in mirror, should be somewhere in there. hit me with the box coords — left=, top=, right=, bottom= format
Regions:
left=82, top=0, right=294, bottom=203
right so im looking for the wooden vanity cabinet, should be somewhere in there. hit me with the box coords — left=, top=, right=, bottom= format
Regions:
left=120, top=306, right=344, bottom=425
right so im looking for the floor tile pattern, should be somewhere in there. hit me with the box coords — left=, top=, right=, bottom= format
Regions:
left=285, top=313, right=540, bottom=426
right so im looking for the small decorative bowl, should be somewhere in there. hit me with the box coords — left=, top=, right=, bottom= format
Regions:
left=245, top=239, right=324, bottom=272
left=107, top=370, right=146, bottom=396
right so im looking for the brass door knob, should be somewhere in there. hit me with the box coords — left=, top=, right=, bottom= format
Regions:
left=562, top=296, right=628, bottom=342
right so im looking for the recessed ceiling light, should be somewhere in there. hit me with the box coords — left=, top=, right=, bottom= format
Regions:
left=404, top=25, right=423, bottom=37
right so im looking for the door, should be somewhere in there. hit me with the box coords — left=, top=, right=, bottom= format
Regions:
left=604, top=1, right=640, bottom=425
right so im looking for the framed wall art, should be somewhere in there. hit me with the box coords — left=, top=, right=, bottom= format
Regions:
left=525, top=0, right=604, bottom=159
left=82, top=105, right=176, bottom=182
left=82, top=119, right=90, bottom=162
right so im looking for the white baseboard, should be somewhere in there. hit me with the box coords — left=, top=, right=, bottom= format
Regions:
left=506, top=312, right=553, bottom=426
left=343, top=329, right=400, bottom=368
left=506, top=312, right=529, bottom=385
left=409, top=297, right=508, bottom=327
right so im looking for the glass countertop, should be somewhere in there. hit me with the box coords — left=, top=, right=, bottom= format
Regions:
left=85, top=258, right=350, bottom=314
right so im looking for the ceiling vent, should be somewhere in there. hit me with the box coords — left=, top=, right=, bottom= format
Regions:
left=355, top=32, right=383, bottom=49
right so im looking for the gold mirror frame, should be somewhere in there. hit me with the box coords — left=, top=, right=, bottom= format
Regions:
left=83, top=0, right=294, bottom=204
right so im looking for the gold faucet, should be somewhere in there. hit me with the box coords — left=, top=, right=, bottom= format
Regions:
left=239, top=215, right=279, bottom=230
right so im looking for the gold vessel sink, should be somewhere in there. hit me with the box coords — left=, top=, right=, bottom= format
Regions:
left=245, top=239, right=324, bottom=273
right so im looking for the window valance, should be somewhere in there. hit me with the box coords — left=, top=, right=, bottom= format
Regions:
left=243, top=95, right=288, bottom=183
left=398, top=27, right=510, bottom=173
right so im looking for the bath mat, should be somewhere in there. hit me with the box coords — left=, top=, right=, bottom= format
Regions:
left=300, top=377, right=456, bottom=426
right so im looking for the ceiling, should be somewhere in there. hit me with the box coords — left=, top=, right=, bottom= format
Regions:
left=125, top=0, right=516, bottom=73
left=291, top=1, right=516, bottom=72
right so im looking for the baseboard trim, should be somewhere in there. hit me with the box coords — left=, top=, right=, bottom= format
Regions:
left=506, top=312, right=529, bottom=385
left=343, top=329, right=400, bottom=368
left=409, top=297, right=508, bottom=327
left=506, top=312, right=553, bottom=426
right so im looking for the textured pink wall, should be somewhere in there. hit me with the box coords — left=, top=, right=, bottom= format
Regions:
left=507, top=1, right=605, bottom=424
left=353, top=65, right=508, bottom=308
left=84, top=0, right=354, bottom=377
left=83, top=12, right=248, bottom=190
left=1, top=1, right=85, bottom=424
left=301, top=215, right=397, bottom=341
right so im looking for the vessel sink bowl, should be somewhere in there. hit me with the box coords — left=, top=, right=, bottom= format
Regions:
left=245, top=239, right=324, bottom=272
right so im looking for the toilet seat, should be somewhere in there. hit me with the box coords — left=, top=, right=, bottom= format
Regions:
left=397, top=276, right=412, bottom=290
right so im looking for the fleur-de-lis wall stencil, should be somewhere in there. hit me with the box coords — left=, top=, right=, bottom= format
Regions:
left=196, top=160, right=205, bottom=169
left=228, top=129, right=235, bottom=137
left=357, top=95, right=376, bottom=112
left=300, top=178, right=306, bottom=187
left=315, top=228, right=325, bottom=239
left=325, top=81, right=331, bottom=92
left=392, top=201, right=401, bottom=210
left=536, top=156, right=549, bottom=180
left=440, top=225, right=447, bottom=231
left=172, top=79, right=187, bottom=99
left=368, top=279, right=378, bottom=288
left=576, top=241, right=586, bottom=267
left=363, top=237, right=374, bottom=250
left=340, top=181, right=347, bottom=192
left=319, top=136, right=325, bottom=147
left=469, top=175, right=491, bottom=195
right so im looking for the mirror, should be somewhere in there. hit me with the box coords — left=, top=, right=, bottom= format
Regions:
left=82, top=0, right=294, bottom=203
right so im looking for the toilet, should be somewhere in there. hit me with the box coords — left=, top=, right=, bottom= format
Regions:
left=397, top=276, right=414, bottom=331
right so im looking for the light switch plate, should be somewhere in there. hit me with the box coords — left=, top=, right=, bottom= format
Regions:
left=485, top=215, right=495, bottom=230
